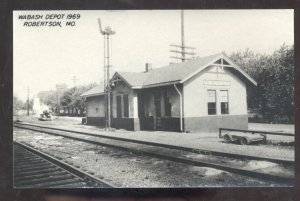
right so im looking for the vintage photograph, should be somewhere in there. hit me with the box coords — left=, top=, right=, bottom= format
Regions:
left=13, top=10, right=294, bottom=188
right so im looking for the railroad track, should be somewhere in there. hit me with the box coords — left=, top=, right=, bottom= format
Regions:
left=14, top=122, right=294, bottom=166
left=14, top=141, right=113, bottom=188
left=14, top=122, right=294, bottom=185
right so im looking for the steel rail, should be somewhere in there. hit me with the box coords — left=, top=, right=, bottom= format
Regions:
left=14, top=141, right=114, bottom=188
left=219, top=128, right=294, bottom=136
left=14, top=122, right=294, bottom=166
left=14, top=124, right=294, bottom=185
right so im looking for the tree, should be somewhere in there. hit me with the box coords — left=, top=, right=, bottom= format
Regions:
left=60, top=88, right=74, bottom=114
left=13, top=95, right=24, bottom=115
left=25, top=98, right=34, bottom=110
left=229, top=44, right=294, bottom=123
left=60, top=83, right=97, bottom=116
left=267, top=44, right=294, bottom=121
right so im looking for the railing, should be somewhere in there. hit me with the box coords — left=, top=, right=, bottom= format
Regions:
left=219, top=128, right=294, bottom=138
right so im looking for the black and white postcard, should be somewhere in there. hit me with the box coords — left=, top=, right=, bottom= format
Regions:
left=13, top=10, right=294, bottom=188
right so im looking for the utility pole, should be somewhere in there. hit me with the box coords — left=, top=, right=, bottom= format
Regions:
left=181, top=10, right=185, bottom=61
left=170, top=10, right=196, bottom=63
left=98, top=18, right=116, bottom=130
left=56, top=84, right=62, bottom=116
left=71, top=75, right=79, bottom=90
left=56, top=84, right=59, bottom=114
left=27, top=86, right=30, bottom=116
left=71, top=76, right=79, bottom=116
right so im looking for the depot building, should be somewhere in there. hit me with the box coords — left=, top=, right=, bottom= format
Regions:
left=80, top=53, right=257, bottom=133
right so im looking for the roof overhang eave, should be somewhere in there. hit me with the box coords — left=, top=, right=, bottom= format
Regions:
left=80, top=92, right=105, bottom=98
left=141, top=80, right=181, bottom=89
left=132, top=86, right=143, bottom=89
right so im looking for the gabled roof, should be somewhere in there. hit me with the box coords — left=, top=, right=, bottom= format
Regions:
left=82, top=52, right=257, bottom=97
left=180, top=53, right=257, bottom=85
left=80, top=85, right=104, bottom=98
left=143, top=53, right=223, bottom=86
left=114, top=52, right=256, bottom=88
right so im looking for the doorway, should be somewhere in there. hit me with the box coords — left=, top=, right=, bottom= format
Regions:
left=154, top=92, right=162, bottom=130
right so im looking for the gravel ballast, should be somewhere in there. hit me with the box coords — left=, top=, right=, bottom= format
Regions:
left=14, top=128, right=290, bottom=187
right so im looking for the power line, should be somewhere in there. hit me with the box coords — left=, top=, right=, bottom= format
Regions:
left=170, top=10, right=196, bottom=63
left=55, top=84, right=65, bottom=116
left=181, top=9, right=185, bottom=61
left=71, top=75, right=79, bottom=91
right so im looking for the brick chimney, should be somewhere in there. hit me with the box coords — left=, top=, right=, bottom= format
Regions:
left=145, top=63, right=152, bottom=72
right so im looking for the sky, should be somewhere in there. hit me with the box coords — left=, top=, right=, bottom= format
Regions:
left=13, top=10, right=294, bottom=101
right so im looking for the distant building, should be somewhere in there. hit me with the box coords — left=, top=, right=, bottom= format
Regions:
left=81, top=53, right=256, bottom=133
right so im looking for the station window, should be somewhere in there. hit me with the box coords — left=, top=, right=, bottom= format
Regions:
left=123, top=95, right=129, bottom=118
left=220, top=90, right=229, bottom=114
left=116, top=95, right=122, bottom=118
left=207, top=90, right=216, bottom=115
left=163, top=91, right=171, bottom=117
